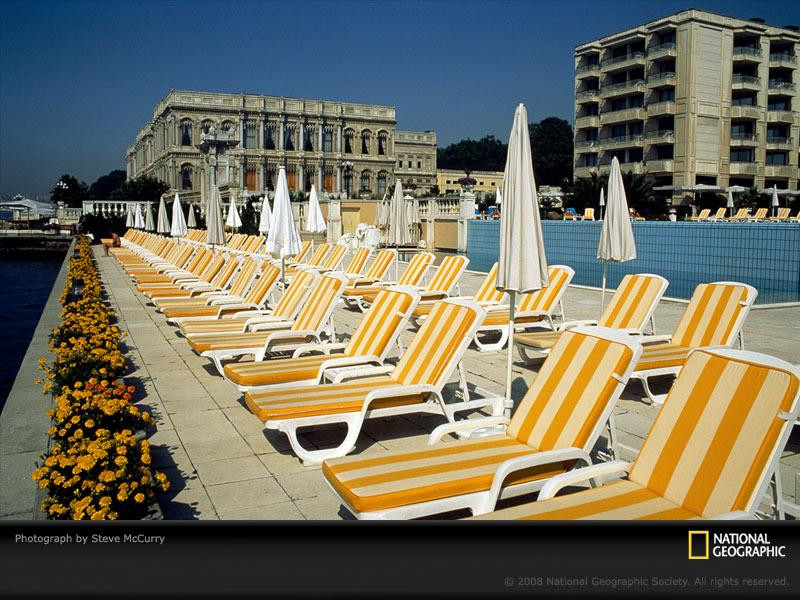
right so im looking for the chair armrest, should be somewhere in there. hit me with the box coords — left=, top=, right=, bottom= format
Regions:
left=483, top=448, right=593, bottom=512
left=428, top=416, right=511, bottom=444
left=362, top=383, right=438, bottom=413
left=208, top=296, right=245, bottom=306
left=538, top=460, right=632, bottom=500
left=263, top=329, right=318, bottom=350
left=317, top=355, right=382, bottom=379
left=247, top=318, right=292, bottom=332
left=215, top=303, right=257, bottom=317
left=558, top=319, right=598, bottom=331
left=292, top=342, right=348, bottom=357
left=229, top=309, right=273, bottom=319
left=639, top=334, right=673, bottom=345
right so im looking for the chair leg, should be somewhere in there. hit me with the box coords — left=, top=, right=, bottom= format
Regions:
left=771, top=470, right=785, bottom=520
left=280, top=414, right=363, bottom=465
left=607, top=413, right=619, bottom=460
left=457, top=362, right=470, bottom=402
left=639, top=375, right=668, bottom=406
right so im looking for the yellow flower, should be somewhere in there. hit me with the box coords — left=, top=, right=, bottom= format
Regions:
left=99, top=496, right=112, bottom=507
left=116, top=489, right=128, bottom=502
left=134, top=493, right=145, bottom=503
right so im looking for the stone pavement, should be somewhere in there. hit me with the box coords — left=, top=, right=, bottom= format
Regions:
left=96, top=247, right=800, bottom=520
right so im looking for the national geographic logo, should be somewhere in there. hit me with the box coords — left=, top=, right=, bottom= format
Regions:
left=689, top=530, right=787, bottom=559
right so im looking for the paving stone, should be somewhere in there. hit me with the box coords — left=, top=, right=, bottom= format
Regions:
left=195, top=455, right=271, bottom=486
left=183, top=436, right=253, bottom=464
left=219, top=501, right=305, bottom=520
left=205, top=477, right=290, bottom=513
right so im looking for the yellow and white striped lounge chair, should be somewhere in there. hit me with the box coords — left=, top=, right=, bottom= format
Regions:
left=126, top=242, right=195, bottom=279
left=472, top=347, right=799, bottom=521
left=244, top=298, right=495, bottom=464
left=410, top=262, right=506, bottom=320
left=321, top=327, right=643, bottom=519
left=515, top=273, right=668, bottom=361
left=282, top=239, right=312, bottom=263
left=768, top=207, right=791, bottom=222
left=190, top=272, right=348, bottom=374
left=748, top=207, right=768, bottom=222
left=157, top=257, right=263, bottom=318
left=342, top=252, right=435, bottom=311
left=282, top=242, right=329, bottom=273
left=301, top=243, right=346, bottom=274
left=709, top=207, right=727, bottom=221
left=727, top=207, right=750, bottom=221
left=223, top=286, right=421, bottom=392
left=346, top=248, right=395, bottom=285
left=689, top=208, right=710, bottom=221
left=140, top=251, right=225, bottom=299
left=317, top=246, right=370, bottom=276
left=151, top=252, right=243, bottom=305
left=174, top=268, right=313, bottom=335
left=580, top=208, right=595, bottom=221
left=134, top=246, right=211, bottom=286
left=631, top=281, right=757, bottom=405
left=472, top=265, right=575, bottom=352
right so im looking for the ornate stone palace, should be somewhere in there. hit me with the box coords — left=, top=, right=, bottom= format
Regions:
left=125, top=90, right=435, bottom=205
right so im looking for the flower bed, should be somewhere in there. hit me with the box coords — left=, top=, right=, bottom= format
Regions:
left=33, top=236, right=169, bottom=519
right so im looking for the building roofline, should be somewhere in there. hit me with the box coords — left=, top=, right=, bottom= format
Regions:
left=162, top=89, right=396, bottom=111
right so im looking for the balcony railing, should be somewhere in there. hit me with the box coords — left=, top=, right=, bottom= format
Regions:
left=732, top=46, right=762, bottom=58
left=601, top=79, right=646, bottom=97
left=603, top=134, right=645, bottom=146
left=768, top=53, right=796, bottom=64
left=645, top=158, right=674, bottom=172
left=646, top=101, right=676, bottom=114
left=602, top=51, right=646, bottom=70
left=764, top=165, right=796, bottom=177
left=768, top=81, right=796, bottom=92
left=730, top=132, right=758, bottom=143
left=647, top=71, right=677, bottom=86
left=575, top=139, right=600, bottom=148
left=576, top=63, right=601, bottom=74
left=767, top=110, right=795, bottom=123
left=575, top=115, right=600, bottom=128
left=576, top=89, right=600, bottom=100
left=765, top=136, right=793, bottom=147
left=647, top=129, right=675, bottom=142
left=732, top=74, right=761, bottom=86
left=647, top=41, right=676, bottom=55
left=729, top=162, right=759, bottom=176
left=730, top=105, right=761, bottom=119
left=601, top=107, right=646, bottom=123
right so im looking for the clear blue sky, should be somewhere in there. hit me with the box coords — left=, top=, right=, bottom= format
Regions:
left=1, top=0, right=797, bottom=197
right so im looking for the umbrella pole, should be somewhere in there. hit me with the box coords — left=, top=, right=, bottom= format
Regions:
left=281, top=256, right=286, bottom=291
left=504, top=291, right=516, bottom=419
left=395, top=248, right=399, bottom=282
left=601, top=260, right=608, bottom=316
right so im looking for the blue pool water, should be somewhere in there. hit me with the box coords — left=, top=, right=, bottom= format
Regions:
left=467, top=220, right=800, bottom=305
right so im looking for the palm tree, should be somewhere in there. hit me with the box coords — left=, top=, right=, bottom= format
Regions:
left=565, top=171, right=607, bottom=213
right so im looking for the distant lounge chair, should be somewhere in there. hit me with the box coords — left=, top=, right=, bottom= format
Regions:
left=341, top=252, right=435, bottom=311
left=564, top=208, right=578, bottom=220
left=471, top=347, right=799, bottom=521
left=580, top=208, right=595, bottom=221
left=727, top=208, right=750, bottom=221
left=769, top=207, right=791, bottom=222
left=748, top=208, right=768, bottom=222
left=689, top=209, right=710, bottom=221
left=708, top=207, right=727, bottom=221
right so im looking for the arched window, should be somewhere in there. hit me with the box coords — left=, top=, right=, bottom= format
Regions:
left=201, top=120, right=214, bottom=134
left=344, top=172, right=353, bottom=196
left=343, top=129, right=354, bottom=154
left=360, top=170, right=371, bottom=193
left=304, top=125, right=314, bottom=151
left=264, top=123, right=276, bottom=149
left=377, top=171, right=387, bottom=197
left=361, top=130, right=371, bottom=154
left=377, top=131, right=388, bottom=156
left=284, top=124, right=295, bottom=151
left=181, top=165, right=193, bottom=190
left=221, top=121, right=234, bottom=132
left=180, top=120, right=192, bottom=146
left=323, top=127, right=334, bottom=152
left=244, top=121, right=257, bottom=148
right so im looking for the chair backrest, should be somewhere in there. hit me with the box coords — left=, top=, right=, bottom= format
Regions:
left=344, top=287, right=420, bottom=360
left=243, top=263, right=281, bottom=307
left=291, top=273, right=347, bottom=332
left=391, top=299, right=485, bottom=387
left=397, top=252, right=435, bottom=286
left=424, top=255, right=469, bottom=294
left=713, top=208, right=727, bottom=219
left=188, top=248, right=213, bottom=275
left=292, top=240, right=313, bottom=262
left=518, top=265, right=575, bottom=313
left=173, top=244, right=196, bottom=269
left=584, top=208, right=595, bottom=220
left=210, top=254, right=240, bottom=289
left=362, top=249, right=396, bottom=281
left=200, top=254, right=225, bottom=283
left=508, top=327, right=641, bottom=451
left=305, top=243, right=330, bottom=267
left=628, top=348, right=800, bottom=517
left=733, top=208, right=749, bottom=219
left=344, top=247, right=371, bottom=275
left=228, top=257, right=259, bottom=297
left=473, top=263, right=505, bottom=304
left=775, top=207, right=790, bottom=219
left=696, top=209, right=710, bottom=219
left=597, top=273, right=668, bottom=331
left=272, top=269, right=316, bottom=319
left=671, top=282, right=757, bottom=348
left=752, top=208, right=767, bottom=220
left=321, top=244, right=347, bottom=270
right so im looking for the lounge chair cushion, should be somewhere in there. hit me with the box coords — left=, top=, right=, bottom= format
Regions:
left=514, top=330, right=561, bottom=350
left=225, top=354, right=333, bottom=386
left=635, top=342, right=691, bottom=371
left=187, top=329, right=291, bottom=353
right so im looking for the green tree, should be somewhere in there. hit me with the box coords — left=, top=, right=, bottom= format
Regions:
left=51, top=174, right=88, bottom=208
left=529, top=117, right=574, bottom=187
left=239, top=196, right=259, bottom=234
left=88, top=170, right=126, bottom=199
left=622, top=171, right=664, bottom=218
left=109, top=175, right=169, bottom=202
left=436, top=135, right=507, bottom=172
left=565, top=171, right=607, bottom=213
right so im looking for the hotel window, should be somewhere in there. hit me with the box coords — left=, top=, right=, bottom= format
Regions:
left=304, top=125, right=314, bottom=152
left=765, top=151, right=788, bottom=165
left=417, top=161, right=421, bottom=169
left=585, top=103, right=599, bottom=116
left=360, top=170, right=371, bottom=191
left=201, top=120, right=214, bottom=134
left=768, top=97, right=791, bottom=111
left=344, top=172, right=353, bottom=195
left=264, top=123, right=276, bottom=150
left=586, top=129, right=599, bottom=141
left=730, top=148, right=754, bottom=162
left=407, top=161, right=412, bottom=168
left=344, top=130, right=354, bottom=154
left=611, top=98, right=627, bottom=112
left=245, top=166, right=257, bottom=190
left=585, top=153, right=598, bottom=167
left=361, top=130, right=370, bottom=154
left=658, top=88, right=675, bottom=102
left=181, top=165, right=193, bottom=190
left=284, top=125, right=295, bottom=151
left=377, top=172, right=387, bottom=197
left=378, top=132, right=387, bottom=155
left=244, top=122, right=256, bottom=149
left=629, top=94, right=644, bottom=108
left=181, top=121, right=192, bottom=146
left=611, top=124, right=626, bottom=138
left=627, top=148, right=643, bottom=162
left=323, top=128, right=333, bottom=152
left=732, top=92, right=757, bottom=106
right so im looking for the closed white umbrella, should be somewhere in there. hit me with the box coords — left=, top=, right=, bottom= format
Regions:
left=406, top=196, right=420, bottom=244
left=134, top=203, right=145, bottom=229
left=597, top=156, right=637, bottom=314
left=187, top=203, right=197, bottom=228
left=771, top=185, right=779, bottom=218
left=305, top=184, right=326, bottom=233
left=156, top=196, right=171, bottom=234
left=226, top=195, right=242, bottom=230
left=125, top=203, right=134, bottom=228
left=388, top=179, right=411, bottom=280
left=727, top=189, right=735, bottom=218
left=171, top=192, right=188, bottom=238
left=599, top=188, right=605, bottom=220
left=375, top=190, right=388, bottom=228
left=258, top=195, right=272, bottom=236
left=497, top=103, right=549, bottom=417
left=206, top=186, right=225, bottom=246
left=144, top=202, right=155, bottom=231
left=267, top=166, right=302, bottom=287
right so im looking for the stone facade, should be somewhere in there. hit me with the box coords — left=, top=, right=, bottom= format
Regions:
left=126, top=90, right=402, bottom=205
left=393, top=130, right=437, bottom=196
left=436, top=169, right=503, bottom=200
left=573, top=9, right=799, bottom=200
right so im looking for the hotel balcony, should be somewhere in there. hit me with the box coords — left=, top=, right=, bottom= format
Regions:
left=767, top=110, right=796, bottom=124
left=646, top=100, right=676, bottom=115
left=602, top=134, right=645, bottom=149
left=600, top=79, right=647, bottom=98
left=574, top=166, right=599, bottom=178
left=731, top=74, right=761, bottom=91
left=575, top=115, right=600, bottom=128
left=645, top=158, right=674, bottom=173
left=576, top=89, right=601, bottom=103
left=574, top=139, right=601, bottom=149
left=765, top=136, right=794, bottom=149
left=730, top=105, right=762, bottom=119
left=576, top=63, right=601, bottom=78
left=647, top=129, right=675, bottom=143
left=769, top=53, right=797, bottom=68
left=601, top=51, right=646, bottom=73
left=764, top=165, right=796, bottom=178
left=647, top=71, right=677, bottom=88
left=732, top=46, right=762, bottom=63
left=616, top=161, right=645, bottom=174
left=729, top=162, right=759, bottom=176
left=647, top=41, right=677, bottom=60
left=768, top=80, right=796, bottom=94
left=601, top=107, right=646, bottom=124
left=729, top=132, right=759, bottom=146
